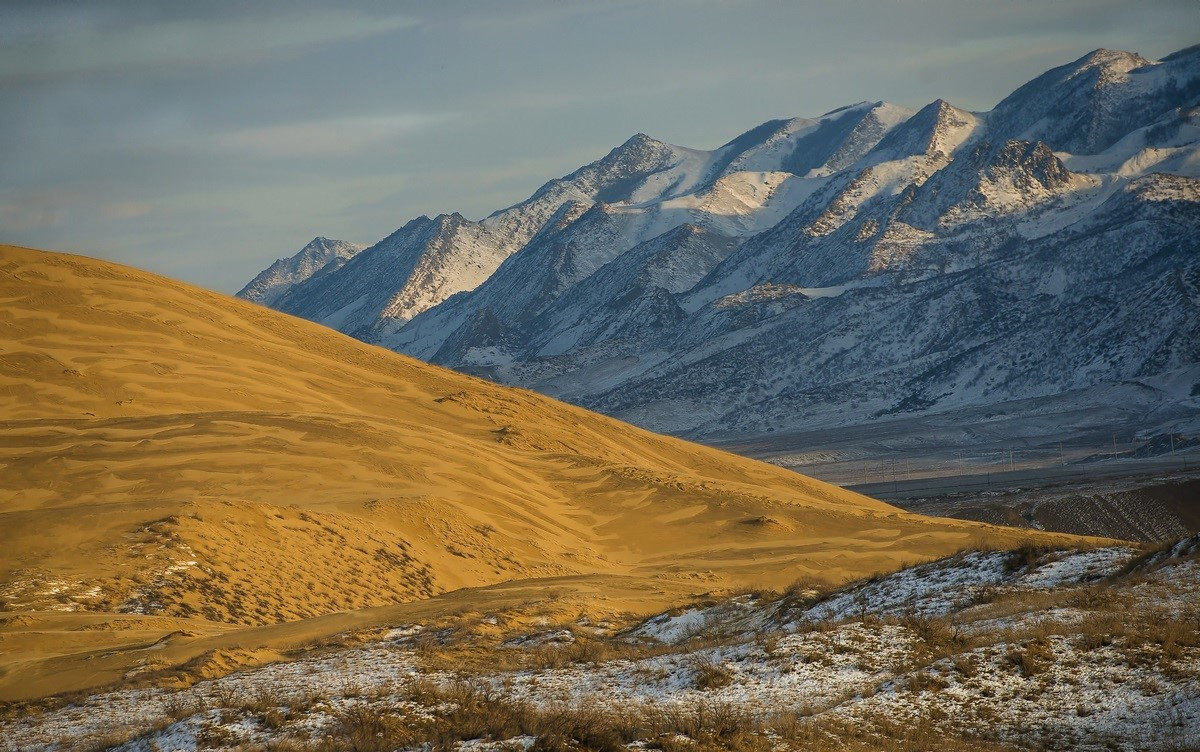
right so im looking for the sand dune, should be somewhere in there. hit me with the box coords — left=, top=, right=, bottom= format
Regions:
left=0, top=245, right=1094, bottom=700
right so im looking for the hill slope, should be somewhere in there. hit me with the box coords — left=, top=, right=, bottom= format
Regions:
left=0, top=245, right=1088, bottom=699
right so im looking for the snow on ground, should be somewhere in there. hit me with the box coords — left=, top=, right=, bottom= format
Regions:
left=1, top=636, right=434, bottom=752
left=835, top=635, right=1200, bottom=750
left=496, top=623, right=918, bottom=715
left=5, top=539, right=1198, bottom=751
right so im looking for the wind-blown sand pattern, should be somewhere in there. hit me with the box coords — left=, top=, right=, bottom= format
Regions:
left=0, top=245, right=1091, bottom=702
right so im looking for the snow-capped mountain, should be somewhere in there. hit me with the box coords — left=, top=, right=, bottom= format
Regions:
left=237, top=236, right=365, bottom=307
left=241, top=46, right=1200, bottom=447
left=255, top=102, right=912, bottom=339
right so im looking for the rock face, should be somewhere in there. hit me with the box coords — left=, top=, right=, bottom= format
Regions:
left=242, top=46, right=1200, bottom=445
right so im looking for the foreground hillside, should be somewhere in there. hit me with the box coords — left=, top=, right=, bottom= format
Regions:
left=6, top=537, right=1196, bottom=751
left=0, top=245, right=1087, bottom=702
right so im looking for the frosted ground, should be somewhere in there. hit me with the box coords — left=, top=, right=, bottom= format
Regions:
left=5, top=538, right=1198, bottom=752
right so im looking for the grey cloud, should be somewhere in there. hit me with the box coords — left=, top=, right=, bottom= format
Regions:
left=0, top=1, right=1196, bottom=292
left=0, top=6, right=418, bottom=82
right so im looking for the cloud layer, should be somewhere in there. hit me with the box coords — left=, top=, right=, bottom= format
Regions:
left=1, top=1, right=1196, bottom=291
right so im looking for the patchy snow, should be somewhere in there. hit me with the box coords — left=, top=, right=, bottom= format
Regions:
left=631, top=608, right=709, bottom=643
left=6, top=541, right=1198, bottom=751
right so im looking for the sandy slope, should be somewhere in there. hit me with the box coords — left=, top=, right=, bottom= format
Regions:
left=0, top=245, right=1091, bottom=701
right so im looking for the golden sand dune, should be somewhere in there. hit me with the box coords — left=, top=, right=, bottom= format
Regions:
left=0, top=245, right=1091, bottom=700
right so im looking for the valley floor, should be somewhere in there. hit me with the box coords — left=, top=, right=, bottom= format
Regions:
left=5, top=538, right=1198, bottom=752
left=719, top=408, right=1200, bottom=540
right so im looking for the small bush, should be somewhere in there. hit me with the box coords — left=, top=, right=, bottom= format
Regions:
left=951, top=654, right=978, bottom=678
left=1004, top=544, right=1052, bottom=574
left=1005, top=638, right=1053, bottom=677
left=327, top=705, right=423, bottom=752
left=904, top=671, right=950, bottom=693
left=161, top=694, right=205, bottom=721
left=690, top=655, right=734, bottom=691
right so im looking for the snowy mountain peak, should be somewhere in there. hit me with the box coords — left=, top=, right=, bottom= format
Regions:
left=237, top=236, right=365, bottom=307
left=989, top=46, right=1199, bottom=154
left=717, top=101, right=913, bottom=179
left=621, top=131, right=664, bottom=148
left=433, top=212, right=469, bottom=231
left=869, top=98, right=980, bottom=162
left=1073, top=47, right=1153, bottom=73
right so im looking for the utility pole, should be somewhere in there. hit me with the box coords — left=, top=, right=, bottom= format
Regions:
left=1112, top=433, right=1118, bottom=462
left=1059, top=441, right=1065, bottom=466
left=1009, top=447, right=1014, bottom=473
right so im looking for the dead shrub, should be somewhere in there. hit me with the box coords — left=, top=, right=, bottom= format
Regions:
left=951, top=654, right=978, bottom=678
left=1004, top=638, right=1053, bottom=677
left=161, top=693, right=205, bottom=721
left=690, top=655, right=734, bottom=690
left=904, top=671, right=950, bottom=694
left=1004, top=544, right=1056, bottom=574
left=327, top=704, right=420, bottom=752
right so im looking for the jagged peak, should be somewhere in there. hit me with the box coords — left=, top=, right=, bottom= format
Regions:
left=716, top=117, right=798, bottom=152
left=1072, top=47, right=1152, bottom=70
left=604, top=131, right=677, bottom=162
left=973, top=138, right=1070, bottom=182
left=592, top=132, right=676, bottom=166
left=865, top=98, right=977, bottom=162
left=283, top=236, right=361, bottom=260
left=432, top=212, right=468, bottom=228
left=621, top=132, right=663, bottom=148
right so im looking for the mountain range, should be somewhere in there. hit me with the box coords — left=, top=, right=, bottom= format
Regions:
left=240, top=45, right=1200, bottom=452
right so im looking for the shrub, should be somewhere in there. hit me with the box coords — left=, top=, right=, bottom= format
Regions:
left=690, top=654, right=735, bottom=691
left=1004, top=638, right=1053, bottom=677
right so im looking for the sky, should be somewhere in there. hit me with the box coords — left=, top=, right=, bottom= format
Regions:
left=1, top=1, right=1197, bottom=293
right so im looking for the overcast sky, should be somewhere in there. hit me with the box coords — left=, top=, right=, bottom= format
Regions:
left=1, top=1, right=1196, bottom=293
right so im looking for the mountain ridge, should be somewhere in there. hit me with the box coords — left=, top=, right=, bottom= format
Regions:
left=241, top=44, right=1200, bottom=453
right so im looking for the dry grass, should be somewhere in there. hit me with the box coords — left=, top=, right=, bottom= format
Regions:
left=16, top=535, right=1200, bottom=752
left=299, top=682, right=1011, bottom=752
left=769, top=712, right=1017, bottom=751
left=413, top=630, right=679, bottom=675
left=299, top=683, right=764, bottom=752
